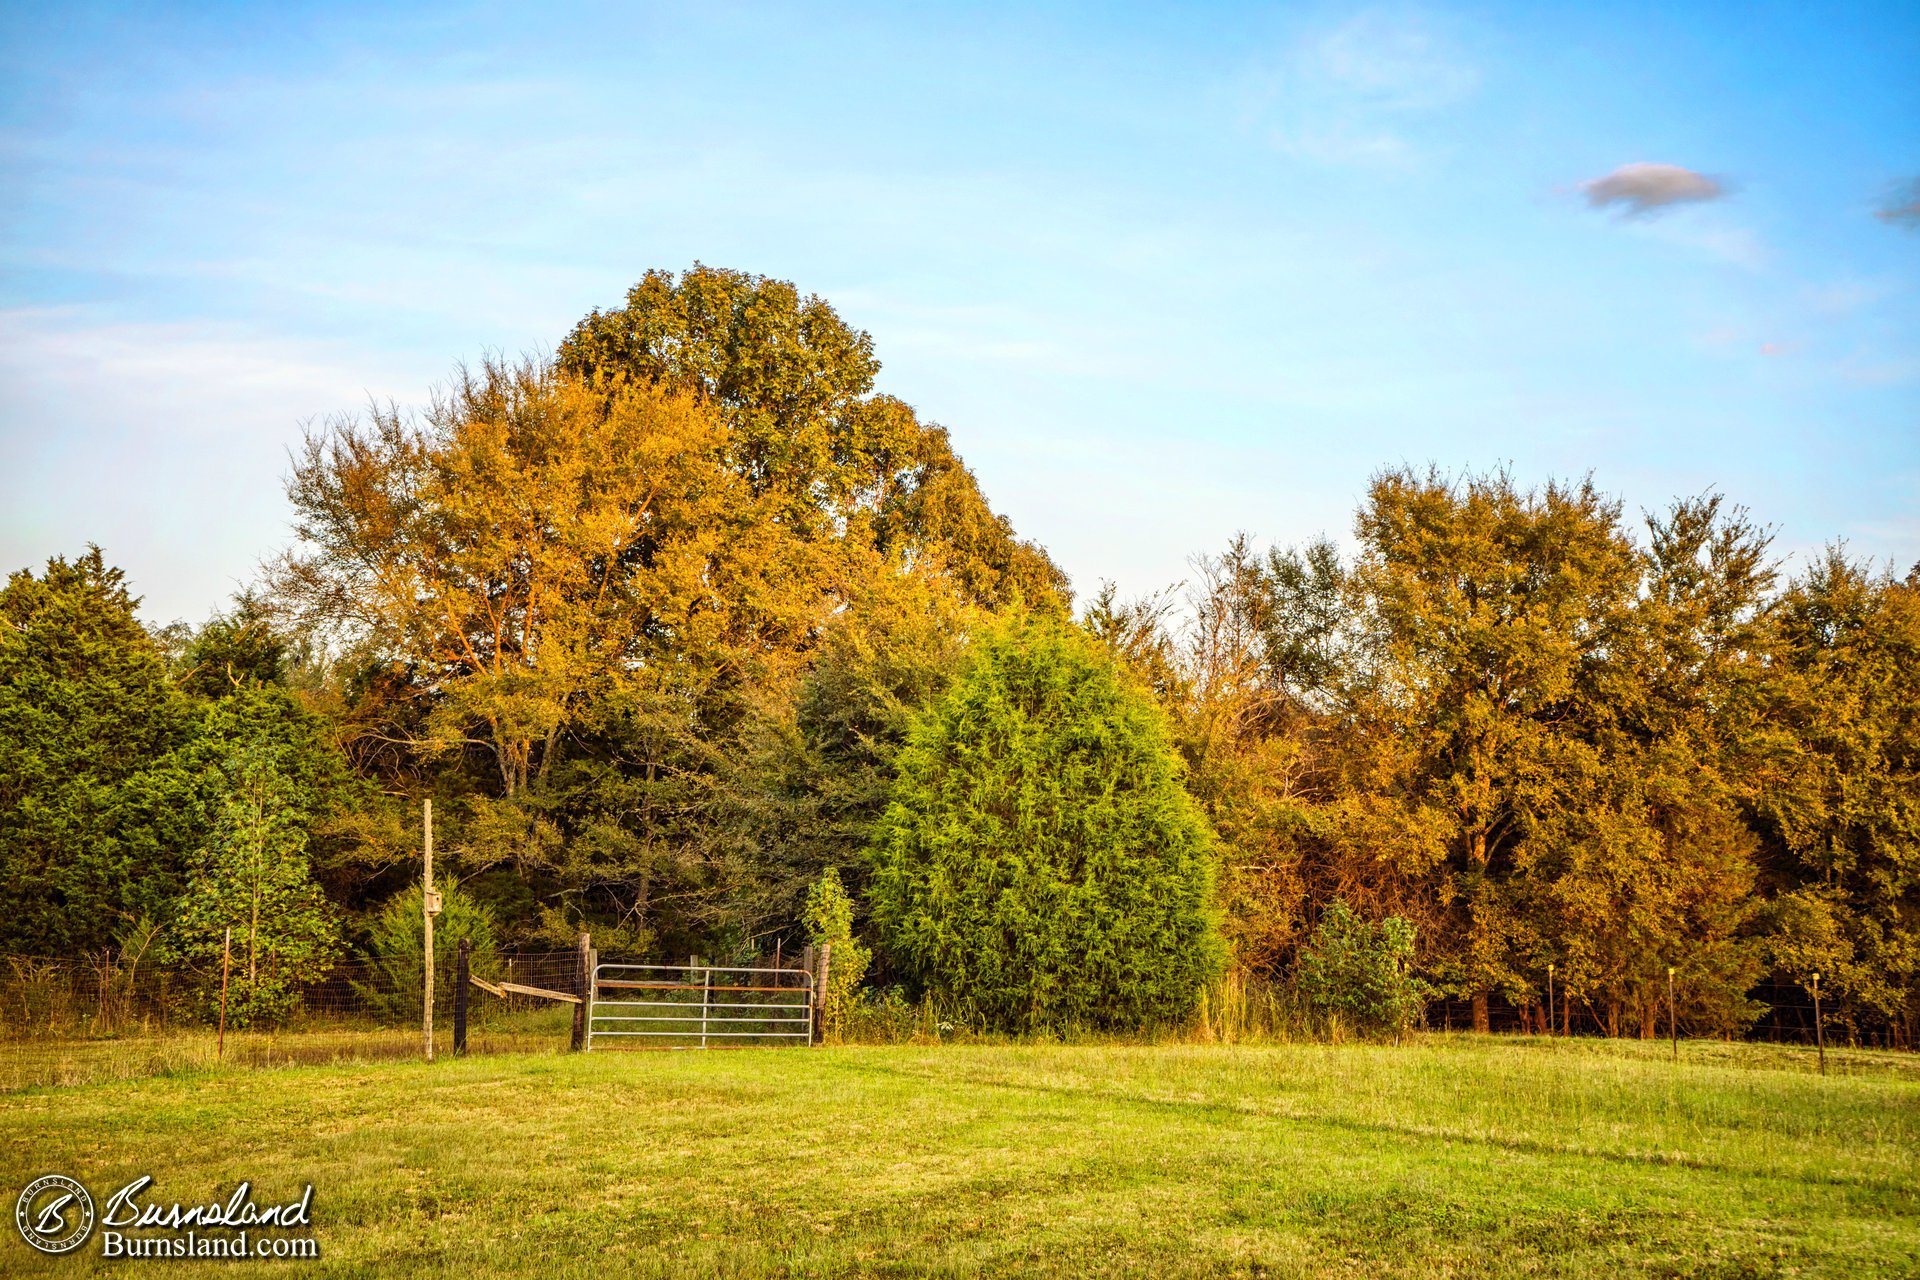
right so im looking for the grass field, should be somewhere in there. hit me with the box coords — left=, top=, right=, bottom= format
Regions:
left=2, top=1035, right=1915, bottom=1277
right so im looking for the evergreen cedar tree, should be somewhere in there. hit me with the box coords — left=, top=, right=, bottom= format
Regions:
left=868, top=613, right=1225, bottom=1032
left=0, top=549, right=347, bottom=958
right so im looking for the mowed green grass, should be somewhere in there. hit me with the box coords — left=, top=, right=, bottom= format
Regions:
left=1, top=1036, right=1915, bottom=1278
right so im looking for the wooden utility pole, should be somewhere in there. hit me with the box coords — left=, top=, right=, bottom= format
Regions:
left=423, top=798, right=436, bottom=1063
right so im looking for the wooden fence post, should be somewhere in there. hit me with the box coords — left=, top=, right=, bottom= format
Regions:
left=423, top=797, right=435, bottom=1064
left=571, top=932, right=591, bottom=1051
left=816, top=943, right=832, bottom=1045
left=454, top=938, right=470, bottom=1056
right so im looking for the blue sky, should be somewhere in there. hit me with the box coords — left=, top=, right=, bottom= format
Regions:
left=2, top=1, right=1915, bottom=625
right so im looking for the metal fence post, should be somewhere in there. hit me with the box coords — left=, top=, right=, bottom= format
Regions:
left=1667, top=966, right=1677, bottom=1062
left=454, top=938, right=470, bottom=1056
left=571, top=932, right=590, bottom=1052
left=1811, top=972, right=1825, bottom=1076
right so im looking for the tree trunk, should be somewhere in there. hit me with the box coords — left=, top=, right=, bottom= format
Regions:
left=1472, top=990, right=1490, bottom=1033
left=1606, top=1002, right=1620, bottom=1038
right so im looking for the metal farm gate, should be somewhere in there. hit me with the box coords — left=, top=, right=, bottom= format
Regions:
left=586, top=963, right=815, bottom=1050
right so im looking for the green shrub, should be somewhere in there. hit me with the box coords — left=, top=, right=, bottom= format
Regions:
left=803, top=867, right=869, bottom=1041
left=1295, top=900, right=1427, bottom=1037
left=165, top=735, right=342, bottom=1028
left=868, top=612, right=1224, bottom=1033
left=356, top=883, right=501, bottom=1018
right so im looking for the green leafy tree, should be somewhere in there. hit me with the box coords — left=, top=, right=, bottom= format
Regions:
left=355, top=882, right=502, bottom=1019
left=1296, top=900, right=1427, bottom=1037
left=802, top=867, right=869, bottom=1040
left=868, top=613, right=1224, bottom=1032
left=166, top=736, right=342, bottom=1026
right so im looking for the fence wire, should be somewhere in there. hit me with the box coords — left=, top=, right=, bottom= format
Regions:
left=0, top=952, right=1908, bottom=1051
left=0, top=951, right=589, bottom=1041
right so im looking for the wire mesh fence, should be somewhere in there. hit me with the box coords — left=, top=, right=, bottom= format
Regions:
left=0, top=952, right=1909, bottom=1052
left=0, top=951, right=589, bottom=1041
left=1424, top=984, right=1912, bottom=1051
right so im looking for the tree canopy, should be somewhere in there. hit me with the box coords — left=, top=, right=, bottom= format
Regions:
left=4, top=266, right=1916, bottom=1046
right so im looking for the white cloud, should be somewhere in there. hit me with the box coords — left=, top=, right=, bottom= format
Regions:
left=1242, top=8, right=1479, bottom=167
left=1581, top=163, right=1725, bottom=215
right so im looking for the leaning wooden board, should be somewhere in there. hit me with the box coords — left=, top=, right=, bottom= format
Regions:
left=469, top=974, right=581, bottom=1005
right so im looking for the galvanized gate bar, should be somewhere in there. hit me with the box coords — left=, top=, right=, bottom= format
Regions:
left=587, top=963, right=814, bottom=1050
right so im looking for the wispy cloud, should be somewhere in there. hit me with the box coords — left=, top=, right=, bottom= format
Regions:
left=1805, top=278, right=1895, bottom=315
left=1580, top=163, right=1726, bottom=215
left=1243, top=8, right=1479, bottom=167
left=1627, top=213, right=1767, bottom=271
left=1875, top=178, right=1920, bottom=229
left=1835, top=355, right=1919, bottom=386
left=0, top=307, right=413, bottom=439
left=1311, top=10, right=1480, bottom=111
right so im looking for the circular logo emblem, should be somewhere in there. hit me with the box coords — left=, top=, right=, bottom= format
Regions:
left=15, top=1175, right=94, bottom=1255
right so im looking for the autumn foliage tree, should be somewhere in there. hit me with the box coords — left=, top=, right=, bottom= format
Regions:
left=1751, top=553, right=1920, bottom=1036
left=271, top=267, right=1062, bottom=955
left=277, top=362, right=796, bottom=797
left=1098, top=470, right=1816, bottom=1040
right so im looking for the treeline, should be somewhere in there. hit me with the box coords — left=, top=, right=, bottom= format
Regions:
left=1088, top=481, right=1918, bottom=1042
left=0, top=265, right=1913, bottom=1043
